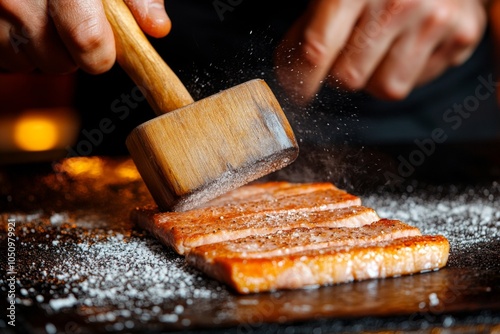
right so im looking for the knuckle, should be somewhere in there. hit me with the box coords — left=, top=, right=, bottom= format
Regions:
left=393, top=0, right=419, bottom=16
left=82, top=48, right=115, bottom=74
left=425, top=6, right=452, bottom=30
left=336, top=65, right=367, bottom=91
left=452, top=22, right=485, bottom=49
left=69, top=16, right=107, bottom=55
left=67, top=16, right=115, bottom=73
left=450, top=35, right=475, bottom=55
left=300, top=29, right=331, bottom=68
left=449, top=49, right=473, bottom=67
left=3, top=1, right=44, bottom=38
left=386, top=0, right=403, bottom=12
left=373, top=80, right=411, bottom=100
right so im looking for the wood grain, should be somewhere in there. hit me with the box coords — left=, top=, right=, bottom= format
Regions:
left=126, top=80, right=298, bottom=211
left=102, top=0, right=194, bottom=114
left=103, top=0, right=298, bottom=211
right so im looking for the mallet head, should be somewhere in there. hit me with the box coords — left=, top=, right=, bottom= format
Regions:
left=126, top=79, right=298, bottom=212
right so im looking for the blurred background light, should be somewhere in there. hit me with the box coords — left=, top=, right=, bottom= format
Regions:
left=14, top=112, right=60, bottom=151
left=0, top=73, right=80, bottom=165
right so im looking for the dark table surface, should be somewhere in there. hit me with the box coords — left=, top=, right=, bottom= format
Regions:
left=1, top=143, right=499, bottom=334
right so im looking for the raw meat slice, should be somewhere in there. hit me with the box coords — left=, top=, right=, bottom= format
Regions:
left=132, top=181, right=450, bottom=295
left=134, top=206, right=379, bottom=254
left=199, top=181, right=336, bottom=208
left=189, top=219, right=421, bottom=259
left=132, top=182, right=367, bottom=254
left=187, top=235, right=450, bottom=294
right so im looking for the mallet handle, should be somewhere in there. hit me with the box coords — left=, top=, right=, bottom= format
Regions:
left=102, top=0, right=194, bottom=115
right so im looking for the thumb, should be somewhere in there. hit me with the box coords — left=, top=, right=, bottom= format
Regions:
left=124, top=0, right=171, bottom=38
left=490, top=0, right=500, bottom=103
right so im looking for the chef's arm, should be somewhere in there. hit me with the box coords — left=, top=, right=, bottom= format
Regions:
left=0, top=0, right=170, bottom=74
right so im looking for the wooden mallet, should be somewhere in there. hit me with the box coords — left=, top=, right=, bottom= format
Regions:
left=103, top=0, right=298, bottom=211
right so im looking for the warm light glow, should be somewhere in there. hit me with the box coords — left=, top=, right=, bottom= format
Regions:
left=14, top=115, right=59, bottom=151
left=116, top=160, right=141, bottom=181
left=61, top=157, right=104, bottom=177
left=57, top=157, right=142, bottom=183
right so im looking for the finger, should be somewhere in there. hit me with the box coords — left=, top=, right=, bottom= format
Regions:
left=365, top=6, right=456, bottom=101
left=124, top=0, right=171, bottom=38
left=365, top=29, right=439, bottom=100
left=331, top=3, right=410, bottom=91
left=274, top=0, right=365, bottom=104
left=417, top=4, right=485, bottom=87
left=9, top=12, right=78, bottom=74
left=415, top=38, right=476, bottom=87
left=49, top=0, right=116, bottom=74
left=0, top=20, right=35, bottom=72
left=0, top=1, right=76, bottom=74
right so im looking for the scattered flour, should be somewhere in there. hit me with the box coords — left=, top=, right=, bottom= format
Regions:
left=363, top=182, right=499, bottom=253
left=4, top=180, right=498, bottom=331
left=49, top=213, right=69, bottom=225
left=49, top=294, right=78, bottom=311
left=429, top=292, right=439, bottom=307
left=20, top=231, right=232, bottom=330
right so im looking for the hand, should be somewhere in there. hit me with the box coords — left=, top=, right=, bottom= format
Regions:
left=0, top=0, right=170, bottom=74
left=274, top=0, right=488, bottom=104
